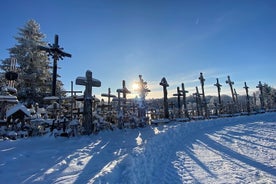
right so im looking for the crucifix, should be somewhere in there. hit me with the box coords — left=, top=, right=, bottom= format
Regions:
left=173, top=86, right=182, bottom=118
left=256, top=81, right=265, bottom=110
left=159, top=77, right=169, bottom=119
left=38, top=35, right=72, bottom=96
left=214, top=78, right=222, bottom=113
left=76, top=70, right=101, bottom=134
left=180, top=83, right=189, bottom=118
left=199, top=72, right=208, bottom=118
left=226, top=75, right=235, bottom=103
left=243, top=82, right=250, bottom=113
left=101, top=88, right=116, bottom=111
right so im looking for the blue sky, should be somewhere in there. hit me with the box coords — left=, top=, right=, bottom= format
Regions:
left=1, top=0, right=275, bottom=99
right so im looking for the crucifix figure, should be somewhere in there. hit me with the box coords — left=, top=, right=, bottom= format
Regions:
left=38, top=35, right=72, bottom=96
left=160, top=77, right=169, bottom=119
left=76, top=70, right=101, bottom=134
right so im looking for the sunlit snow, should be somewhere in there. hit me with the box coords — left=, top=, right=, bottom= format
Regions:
left=1, top=112, right=275, bottom=183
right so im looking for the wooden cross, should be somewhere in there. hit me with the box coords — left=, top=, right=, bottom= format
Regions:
left=243, top=82, right=250, bottom=113
left=199, top=72, right=208, bottom=118
left=101, top=88, right=116, bottom=111
left=159, top=77, right=169, bottom=119
left=116, top=80, right=131, bottom=116
left=173, top=86, right=182, bottom=118
left=180, top=83, right=189, bottom=118
left=226, top=75, right=235, bottom=103
left=214, top=78, right=222, bottom=108
left=63, top=81, right=82, bottom=119
left=75, top=70, right=101, bottom=134
left=256, top=81, right=265, bottom=109
left=193, top=86, right=202, bottom=116
left=38, top=35, right=72, bottom=96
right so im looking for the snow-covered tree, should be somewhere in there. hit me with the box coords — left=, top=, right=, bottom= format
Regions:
left=0, top=20, right=65, bottom=106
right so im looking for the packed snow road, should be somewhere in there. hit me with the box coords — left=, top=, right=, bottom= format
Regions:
left=1, top=113, right=276, bottom=183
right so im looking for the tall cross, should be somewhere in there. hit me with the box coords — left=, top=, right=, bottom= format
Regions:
left=226, top=75, right=235, bottom=103
left=243, top=82, right=250, bottom=113
left=116, top=80, right=131, bottom=115
left=160, top=77, right=169, bottom=119
left=199, top=72, right=208, bottom=118
left=180, top=83, right=189, bottom=118
left=173, top=86, right=182, bottom=118
left=214, top=78, right=222, bottom=108
left=38, top=35, right=72, bottom=96
left=76, top=70, right=101, bottom=134
left=256, top=81, right=265, bottom=109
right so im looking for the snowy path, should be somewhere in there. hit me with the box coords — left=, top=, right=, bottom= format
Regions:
left=1, top=113, right=276, bottom=183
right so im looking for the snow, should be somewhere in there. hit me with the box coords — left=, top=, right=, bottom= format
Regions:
left=6, top=103, right=31, bottom=118
left=1, top=112, right=276, bottom=183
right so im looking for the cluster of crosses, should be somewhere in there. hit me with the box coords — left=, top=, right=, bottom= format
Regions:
left=1, top=34, right=266, bottom=135
left=159, top=73, right=268, bottom=120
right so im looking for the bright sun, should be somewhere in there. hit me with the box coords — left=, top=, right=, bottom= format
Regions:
left=132, top=83, right=139, bottom=90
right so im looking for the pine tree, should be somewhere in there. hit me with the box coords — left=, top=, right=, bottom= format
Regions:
left=1, top=20, right=65, bottom=106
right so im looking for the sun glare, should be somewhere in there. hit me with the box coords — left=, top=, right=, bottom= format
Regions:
left=132, top=83, right=139, bottom=91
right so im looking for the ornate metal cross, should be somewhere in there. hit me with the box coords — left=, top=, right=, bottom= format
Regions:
left=38, top=35, right=71, bottom=96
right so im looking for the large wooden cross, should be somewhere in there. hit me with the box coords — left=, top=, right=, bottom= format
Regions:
left=159, top=77, right=169, bottom=119
left=226, top=76, right=235, bottom=103
left=199, top=72, right=208, bottom=118
left=214, top=78, right=222, bottom=110
left=76, top=70, right=101, bottom=134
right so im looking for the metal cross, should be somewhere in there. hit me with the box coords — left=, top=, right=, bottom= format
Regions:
left=38, top=35, right=71, bottom=96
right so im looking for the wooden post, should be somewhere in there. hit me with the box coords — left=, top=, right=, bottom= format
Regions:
left=159, top=77, right=169, bottom=119
left=76, top=70, right=101, bottom=134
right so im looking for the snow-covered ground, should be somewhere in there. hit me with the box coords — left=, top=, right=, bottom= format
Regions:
left=1, top=112, right=275, bottom=184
